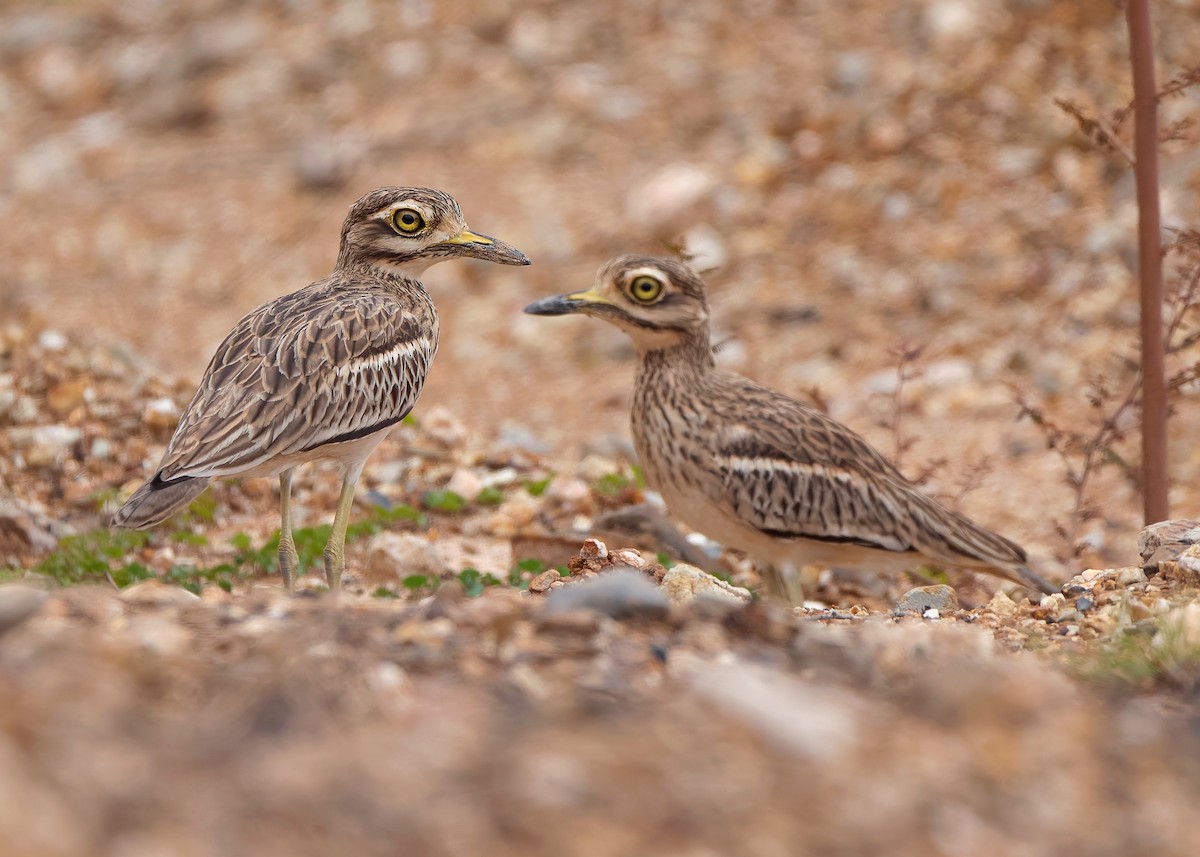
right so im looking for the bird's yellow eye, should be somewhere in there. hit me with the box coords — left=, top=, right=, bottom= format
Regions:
left=628, top=274, right=664, bottom=303
left=391, top=207, right=426, bottom=234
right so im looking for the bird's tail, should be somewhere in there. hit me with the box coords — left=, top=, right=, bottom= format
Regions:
left=905, top=491, right=1058, bottom=594
left=110, top=475, right=210, bottom=529
left=990, top=561, right=1057, bottom=595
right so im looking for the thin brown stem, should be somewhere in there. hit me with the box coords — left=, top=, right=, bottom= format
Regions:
left=1127, top=0, right=1169, bottom=524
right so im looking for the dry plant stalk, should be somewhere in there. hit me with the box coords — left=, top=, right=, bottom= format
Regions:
left=1040, top=38, right=1200, bottom=555
left=1125, top=0, right=1169, bottom=524
left=1015, top=234, right=1200, bottom=559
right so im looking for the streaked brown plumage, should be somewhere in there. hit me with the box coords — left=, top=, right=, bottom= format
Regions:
left=524, top=255, right=1053, bottom=596
left=114, top=187, right=530, bottom=591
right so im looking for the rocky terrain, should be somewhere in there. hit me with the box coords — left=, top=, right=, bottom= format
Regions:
left=3, top=0, right=1200, bottom=855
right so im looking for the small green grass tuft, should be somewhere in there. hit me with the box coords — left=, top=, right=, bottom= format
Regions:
left=524, top=472, right=555, bottom=497
left=457, top=567, right=503, bottom=598
left=423, top=490, right=467, bottom=513
left=475, top=485, right=505, bottom=506
left=1069, top=611, right=1200, bottom=692
left=185, top=491, right=218, bottom=523
left=593, top=472, right=630, bottom=496
left=30, top=529, right=151, bottom=586
left=402, top=573, right=433, bottom=592
left=508, top=557, right=546, bottom=589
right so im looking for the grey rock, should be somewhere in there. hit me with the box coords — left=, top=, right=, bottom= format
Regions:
left=1138, top=519, right=1200, bottom=569
left=542, top=569, right=669, bottom=620
left=0, top=498, right=61, bottom=556
left=895, top=585, right=959, bottom=616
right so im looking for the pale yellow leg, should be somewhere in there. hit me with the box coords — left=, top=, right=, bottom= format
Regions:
left=323, top=464, right=362, bottom=593
left=278, top=469, right=300, bottom=593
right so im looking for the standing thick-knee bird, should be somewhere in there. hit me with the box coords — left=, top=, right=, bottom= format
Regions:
left=114, top=187, right=530, bottom=591
left=524, top=256, right=1053, bottom=596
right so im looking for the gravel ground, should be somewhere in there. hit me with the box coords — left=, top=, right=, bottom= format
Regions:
left=3, top=1, right=1200, bottom=854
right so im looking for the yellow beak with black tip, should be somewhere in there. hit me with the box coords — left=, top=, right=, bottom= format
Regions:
left=437, top=229, right=530, bottom=266
left=523, top=288, right=611, bottom=316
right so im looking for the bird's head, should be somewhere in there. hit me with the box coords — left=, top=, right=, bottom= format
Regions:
left=338, top=187, right=530, bottom=275
left=523, top=255, right=710, bottom=352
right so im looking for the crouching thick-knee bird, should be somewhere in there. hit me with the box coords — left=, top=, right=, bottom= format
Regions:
left=114, top=187, right=530, bottom=592
left=524, top=256, right=1053, bottom=597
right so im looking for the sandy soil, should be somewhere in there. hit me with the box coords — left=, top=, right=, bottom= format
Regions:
left=2, top=1, right=1200, bottom=854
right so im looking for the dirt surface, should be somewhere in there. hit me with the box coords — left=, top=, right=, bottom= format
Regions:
left=3, top=1, right=1200, bottom=855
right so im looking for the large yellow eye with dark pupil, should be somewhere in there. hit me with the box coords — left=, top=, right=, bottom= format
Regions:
left=629, top=275, right=664, bottom=302
left=392, top=208, right=426, bottom=234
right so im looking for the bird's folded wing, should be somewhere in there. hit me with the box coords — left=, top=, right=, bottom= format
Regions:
left=157, top=288, right=437, bottom=480
left=712, top=400, right=1027, bottom=570
left=714, top=426, right=916, bottom=552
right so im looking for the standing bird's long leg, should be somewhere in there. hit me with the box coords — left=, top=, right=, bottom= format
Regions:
left=323, top=460, right=365, bottom=592
left=278, top=469, right=301, bottom=593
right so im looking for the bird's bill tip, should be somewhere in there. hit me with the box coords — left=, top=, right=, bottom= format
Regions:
left=523, top=289, right=608, bottom=316
left=438, top=230, right=531, bottom=266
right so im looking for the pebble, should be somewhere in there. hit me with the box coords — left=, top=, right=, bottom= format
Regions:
left=528, top=569, right=561, bottom=594
left=611, top=548, right=647, bottom=569
left=0, top=498, right=60, bottom=554
left=445, top=468, right=483, bottom=501
left=896, top=585, right=959, bottom=616
left=544, top=478, right=592, bottom=516
left=1137, top=519, right=1200, bottom=564
left=1039, top=592, right=1066, bottom=610
left=1173, top=546, right=1200, bottom=583
left=986, top=590, right=1018, bottom=617
left=435, top=537, right=513, bottom=579
left=629, top=163, right=716, bottom=227
left=118, top=580, right=202, bottom=608
left=0, top=584, right=48, bottom=636
left=659, top=564, right=751, bottom=607
left=37, top=329, right=68, bottom=351
left=126, top=615, right=191, bottom=656
left=542, top=569, right=669, bottom=620
left=1157, top=604, right=1200, bottom=649
left=142, top=397, right=181, bottom=434
left=1052, top=608, right=1081, bottom=625
left=421, top=405, right=467, bottom=448
left=1118, top=567, right=1147, bottom=587
left=8, top=425, right=82, bottom=468
left=579, top=538, right=608, bottom=563
left=485, top=495, right=539, bottom=538
left=365, top=532, right=440, bottom=583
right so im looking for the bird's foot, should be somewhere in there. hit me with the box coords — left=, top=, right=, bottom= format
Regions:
left=278, top=539, right=300, bottom=594
left=323, top=545, right=344, bottom=593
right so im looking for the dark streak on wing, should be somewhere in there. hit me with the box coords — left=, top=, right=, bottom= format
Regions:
left=759, top=528, right=921, bottom=551
left=301, top=412, right=409, bottom=452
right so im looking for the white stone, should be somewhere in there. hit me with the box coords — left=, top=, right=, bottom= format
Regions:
left=629, top=163, right=716, bottom=226
left=365, top=532, right=440, bottom=583
left=445, top=468, right=483, bottom=501
left=119, top=580, right=201, bottom=607
left=420, top=405, right=467, bottom=448
left=659, top=564, right=751, bottom=606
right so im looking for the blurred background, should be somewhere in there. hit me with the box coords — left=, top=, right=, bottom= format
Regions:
left=4, top=0, right=1200, bottom=568
left=4, top=3, right=1200, bottom=856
